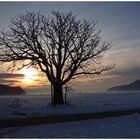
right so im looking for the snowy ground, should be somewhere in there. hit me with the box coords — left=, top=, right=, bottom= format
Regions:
left=0, top=91, right=140, bottom=119
left=1, top=92, right=140, bottom=138
left=0, top=114, right=140, bottom=138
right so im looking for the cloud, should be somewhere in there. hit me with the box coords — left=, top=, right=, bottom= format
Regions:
left=109, top=66, right=140, bottom=79
left=0, top=73, right=24, bottom=79
left=0, top=73, right=24, bottom=86
left=0, top=78, right=19, bottom=85
left=72, top=64, right=140, bottom=93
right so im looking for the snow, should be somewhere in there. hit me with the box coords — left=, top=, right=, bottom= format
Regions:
left=1, top=92, right=140, bottom=138
left=1, top=113, right=140, bottom=138
left=0, top=92, right=140, bottom=119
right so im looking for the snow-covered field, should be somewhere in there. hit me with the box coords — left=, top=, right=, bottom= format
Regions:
left=0, top=91, right=140, bottom=119
left=1, top=92, right=140, bottom=138
left=0, top=114, right=140, bottom=138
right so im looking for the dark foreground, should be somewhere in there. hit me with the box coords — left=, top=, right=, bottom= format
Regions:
left=1, top=108, right=140, bottom=128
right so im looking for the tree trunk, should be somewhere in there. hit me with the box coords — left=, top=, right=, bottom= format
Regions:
left=52, top=83, right=64, bottom=105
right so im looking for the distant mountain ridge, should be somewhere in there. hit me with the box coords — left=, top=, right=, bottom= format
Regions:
left=108, top=79, right=140, bottom=92
left=0, top=84, right=25, bottom=95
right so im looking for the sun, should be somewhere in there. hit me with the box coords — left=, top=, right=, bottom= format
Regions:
left=21, top=68, right=39, bottom=85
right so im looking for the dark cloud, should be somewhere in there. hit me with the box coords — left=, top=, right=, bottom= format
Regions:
left=0, top=73, right=24, bottom=79
left=0, top=73, right=24, bottom=86
left=0, top=78, right=19, bottom=85
left=108, top=66, right=140, bottom=79
left=72, top=66, right=140, bottom=93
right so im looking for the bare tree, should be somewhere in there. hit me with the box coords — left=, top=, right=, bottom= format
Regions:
left=0, top=11, right=114, bottom=105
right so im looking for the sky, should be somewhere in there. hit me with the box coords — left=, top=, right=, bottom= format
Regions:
left=0, top=2, right=140, bottom=93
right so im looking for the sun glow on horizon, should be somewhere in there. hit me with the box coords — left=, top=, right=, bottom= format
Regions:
left=20, top=68, right=39, bottom=86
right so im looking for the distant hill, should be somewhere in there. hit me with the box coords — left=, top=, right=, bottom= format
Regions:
left=108, top=79, right=140, bottom=92
left=0, top=84, right=25, bottom=95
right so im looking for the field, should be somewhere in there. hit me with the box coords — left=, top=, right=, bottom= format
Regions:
left=1, top=91, right=140, bottom=138
left=1, top=91, right=140, bottom=118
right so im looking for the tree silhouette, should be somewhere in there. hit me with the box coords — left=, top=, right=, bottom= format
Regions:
left=0, top=11, right=114, bottom=105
